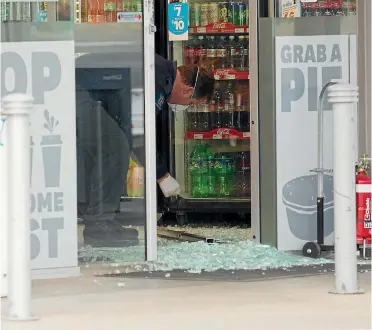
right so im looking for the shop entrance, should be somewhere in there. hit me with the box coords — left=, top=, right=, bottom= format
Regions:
left=152, top=0, right=255, bottom=271
left=1, top=0, right=361, bottom=277
left=122, top=0, right=356, bottom=274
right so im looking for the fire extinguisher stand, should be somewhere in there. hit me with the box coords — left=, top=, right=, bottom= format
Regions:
left=302, top=81, right=338, bottom=259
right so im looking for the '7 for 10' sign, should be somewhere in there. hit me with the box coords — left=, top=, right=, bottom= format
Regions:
left=168, top=0, right=189, bottom=41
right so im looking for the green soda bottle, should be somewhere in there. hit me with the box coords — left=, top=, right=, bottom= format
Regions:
left=190, top=152, right=201, bottom=198
left=132, top=0, right=142, bottom=12
left=199, top=151, right=209, bottom=198
left=190, top=144, right=208, bottom=197
left=191, top=174, right=202, bottom=198
left=206, top=152, right=216, bottom=197
left=226, top=156, right=235, bottom=196
left=217, top=155, right=231, bottom=197
left=190, top=144, right=206, bottom=159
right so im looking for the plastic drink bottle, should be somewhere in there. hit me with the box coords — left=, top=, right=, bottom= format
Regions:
left=235, top=36, right=245, bottom=71
left=104, top=0, right=117, bottom=22
left=209, top=82, right=223, bottom=129
left=197, top=102, right=210, bottom=132
left=88, top=0, right=103, bottom=22
left=190, top=144, right=209, bottom=197
left=223, top=82, right=235, bottom=128
left=195, top=36, right=206, bottom=64
left=215, top=154, right=231, bottom=197
left=206, top=36, right=217, bottom=69
left=187, top=104, right=199, bottom=132
left=234, top=91, right=242, bottom=131
left=243, top=35, right=249, bottom=68
left=226, top=156, right=236, bottom=196
left=236, top=152, right=250, bottom=197
left=216, top=36, right=228, bottom=69
left=227, top=36, right=236, bottom=68
left=206, top=152, right=216, bottom=197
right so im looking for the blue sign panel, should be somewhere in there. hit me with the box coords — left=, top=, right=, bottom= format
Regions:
left=168, top=1, right=189, bottom=41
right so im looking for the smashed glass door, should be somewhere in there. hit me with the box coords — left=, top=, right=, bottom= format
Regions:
left=74, top=1, right=150, bottom=264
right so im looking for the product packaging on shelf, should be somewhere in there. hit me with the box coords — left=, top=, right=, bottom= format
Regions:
left=189, top=0, right=249, bottom=27
left=188, top=144, right=250, bottom=198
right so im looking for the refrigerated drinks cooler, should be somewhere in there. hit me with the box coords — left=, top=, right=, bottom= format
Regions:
left=156, top=0, right=251, bottom=225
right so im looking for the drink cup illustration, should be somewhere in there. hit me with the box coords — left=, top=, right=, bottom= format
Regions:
left=41, top=110, right=62, bottom=188
left=282, top=174, right=334, bottom=241
left=30, top=136, right=34, bottom=185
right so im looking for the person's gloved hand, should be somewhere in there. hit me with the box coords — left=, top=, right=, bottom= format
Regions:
left=158, top=173, right=180, bottom=197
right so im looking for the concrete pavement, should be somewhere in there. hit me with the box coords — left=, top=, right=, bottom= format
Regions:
left=1, top=269, right=371, bottom=330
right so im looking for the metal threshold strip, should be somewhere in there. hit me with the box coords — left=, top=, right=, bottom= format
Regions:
left=157, top=228, right=226, bottom=244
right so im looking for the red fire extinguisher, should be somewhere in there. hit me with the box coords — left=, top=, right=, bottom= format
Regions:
left=355, top=170, right=372, bottom=256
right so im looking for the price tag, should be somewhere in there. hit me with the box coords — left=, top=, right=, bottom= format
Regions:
left=213, top=134, right=222, bottom=140
left=196, top=27, right=206, bottom=33
left=193, top=134, right=203, bottom=139
left=234, top=28, right=245, bottom=33
left=168, top=0, right=189, bottom=41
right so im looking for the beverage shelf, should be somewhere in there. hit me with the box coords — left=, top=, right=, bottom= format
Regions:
left=185, top=128, right=250, bottom=140
left=213, top=69, right=249, bottom=80
left=189, top=23, right=249, bottom=34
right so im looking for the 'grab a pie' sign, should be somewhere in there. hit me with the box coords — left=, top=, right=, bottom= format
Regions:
left=0, top=41, right=78, bottom=278
left=275, top=35, right=355, bottom=251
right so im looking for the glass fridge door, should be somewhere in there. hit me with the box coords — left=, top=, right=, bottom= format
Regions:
left=170, top=0, right=250, bottom=201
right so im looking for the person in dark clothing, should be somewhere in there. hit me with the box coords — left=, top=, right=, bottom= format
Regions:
left=154, top=54, right=215, bottom=196
left=76, top=87, right=138, bottom=247
left=76, top=53, right=215, bottom=248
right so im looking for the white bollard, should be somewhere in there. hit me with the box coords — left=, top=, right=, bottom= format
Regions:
left=2, top=94, right=37, bottom=320
left=328, top=84, right=361, bottom=294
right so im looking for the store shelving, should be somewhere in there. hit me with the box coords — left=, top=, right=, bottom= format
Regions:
left=213, top=69, right=249, bottom=80
left=185, top=128, right=250, bottom=140
left=189, top=23, right=249, bottom=34
left=170, top=0, right=251, bottom=210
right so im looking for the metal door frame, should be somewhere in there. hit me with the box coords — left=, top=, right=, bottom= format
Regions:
left=249, top=0, right=276, bottom=245
left=249, top=0, right=261, bottom=244
left=143, top=0, right=158, bottom=261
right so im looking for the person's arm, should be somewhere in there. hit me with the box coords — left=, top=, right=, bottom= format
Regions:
left=153, top=54, right=181, bottom=197
left=156, top=153, right=169, bottom=182
left=154, top=54, right=176, bottom=182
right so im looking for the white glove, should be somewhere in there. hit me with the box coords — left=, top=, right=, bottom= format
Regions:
left=158, top=174, right=181, bottom=197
